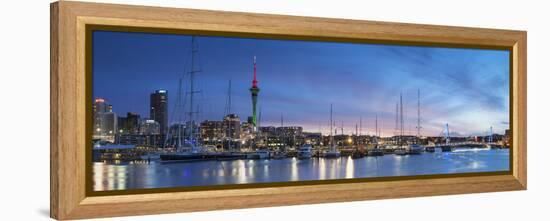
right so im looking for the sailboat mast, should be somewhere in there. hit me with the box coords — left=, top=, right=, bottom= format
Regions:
left=417, top=89, right=421, bottom=139
left=489, top=126, right=493, bottom=143
left=359, top=117, right=362, bottom=136
left=375, top=114, right=378, bottom=138
left=177, top=78, right=183, bottom=148
left=258, top=106, right=262, bottom=128
left=395, top=102, right=398, bottom=136
left=187, top=36, right=202, bottom=151
left=189, top=37, right=195, bottom=146
left=330, top=104, right=334, bottom=150
left=445, top=123, right=450, bottom=145
left=400, top=93, right=404, bottom=146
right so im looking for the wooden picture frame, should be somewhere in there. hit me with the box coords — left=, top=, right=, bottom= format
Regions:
left=50, top=1, right=527, bottom=220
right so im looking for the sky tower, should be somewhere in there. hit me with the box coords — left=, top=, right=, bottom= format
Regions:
left=250, top=56, right=260, bottom=130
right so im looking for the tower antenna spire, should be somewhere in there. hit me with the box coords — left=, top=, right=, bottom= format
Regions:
left=252, top=55, right=258, bottom=87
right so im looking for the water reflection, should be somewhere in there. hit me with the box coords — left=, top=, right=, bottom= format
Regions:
left=93, top=149, right=510, bottom=191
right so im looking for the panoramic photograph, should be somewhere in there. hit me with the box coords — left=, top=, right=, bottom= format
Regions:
left=91, top=30, right=510, bottom=192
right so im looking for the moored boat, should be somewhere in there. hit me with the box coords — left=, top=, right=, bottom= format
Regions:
left=439, top=145, right=454, bottom=152
left=323, top=149, right=341, bottom=158
left=395, top=148, right=408, bottom=155
left=367, top=147, right=384, bottom=156
left=246, top=150, right=270, bottom=159
left=297, top=144, right=313, bottom=159
left=408, top=144, right=424, bottom=155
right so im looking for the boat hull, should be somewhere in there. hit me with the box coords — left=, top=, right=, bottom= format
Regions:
left=322, top=151, right=341, bottom=158
left=297, top=152, right=312, bottom=159
left=160, top=152, right=247, bottom=162
left=439, top=146, right=454, bottom=152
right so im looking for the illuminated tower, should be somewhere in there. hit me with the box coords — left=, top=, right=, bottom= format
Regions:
left=249, top=56, right=260, bottom=130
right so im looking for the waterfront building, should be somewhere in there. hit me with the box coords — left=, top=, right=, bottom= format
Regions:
left=117, top=134, right=165, bottom=148
left=333, top=134, right=352, bottom=146
left=355, top=135, right=370, bottom=145
left=200, top=120, right=224, bottom=143
left=265, top=136, right=284, bottom=148
left=92, top=98, right=117, bottom=143
left=150, top=89, right=168, bottom=135
left=259, top=126, right=277, bottom=135
left=240, top=122, right=256, bottom=148
left=223, top=114, right=241, bottom=139
left=139, top=119, right=160, bottom=135
left=240, top=122, right=254, bottom=138
left=276, top=126, right=304, bottom=147
left=221, top=114, right=241, bottom=150
left=303, top=132, right=322, bottom=145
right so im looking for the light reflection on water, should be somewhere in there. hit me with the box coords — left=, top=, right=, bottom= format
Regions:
left=93, top=149, right=509, bottom=191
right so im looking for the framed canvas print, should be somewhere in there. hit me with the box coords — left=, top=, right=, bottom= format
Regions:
left=50, top=1, right=527, bottom=220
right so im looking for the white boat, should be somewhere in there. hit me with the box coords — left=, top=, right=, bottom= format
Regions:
left=394, top=148, right=408, bottom=155
left=297, top=144, right=313, bottom=159
left=247, top=149, right=270, bottom=159
left=323, top=149, right=341, bottom=158
left=408, top=144, right=424, bottom=155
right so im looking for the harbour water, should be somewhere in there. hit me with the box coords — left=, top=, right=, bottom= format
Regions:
left=93, top=148, right=509, bottom=191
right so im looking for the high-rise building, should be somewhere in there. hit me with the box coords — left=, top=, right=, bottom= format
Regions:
left=125, top=112, right=141, bottom=134
left=92, top=98, right=117, bottom=142
left=93, top=98, right=112, bottom=113
left=249, top=56, right=260, bottom=130
left=150, top=90, right=168, bottom=135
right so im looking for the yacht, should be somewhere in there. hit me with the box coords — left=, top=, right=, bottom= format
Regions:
left=270, top=151, right=287, bottom=159
left=408, top=144, right=424, bottom=155
left=425, top=146, right=435, bottom=152
left=395, top=149, right=408, bottom=155
left=247, top=149, right=270, bottom=159
left=323, top=149, right=341, bottom=158
left=297, top=144, right=313, bottom=159
left=367, top=147, right=384, bottom=156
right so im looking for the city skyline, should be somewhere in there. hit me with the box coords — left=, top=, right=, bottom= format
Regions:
left=92, top=31, right=510, bottom=137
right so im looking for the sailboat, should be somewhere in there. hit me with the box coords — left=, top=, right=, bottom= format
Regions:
left=438, top=123, right=454, bottom=152
left=367, top=114, right=384, bottom=156
left=395, top=93, right=408, bottom=155
left=160, top=36, right=211, bottom=162
left=408, top=89, right=424, bottom=155
left=323, top=104, right=341, bottom=158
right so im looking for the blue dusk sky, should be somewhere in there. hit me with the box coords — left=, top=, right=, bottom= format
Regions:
left=92, top=31, right=509, bottom=137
